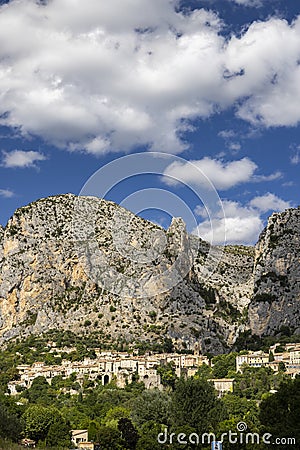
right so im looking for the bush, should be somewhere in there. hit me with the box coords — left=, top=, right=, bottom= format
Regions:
left=253, top=293, right=276, bottom=303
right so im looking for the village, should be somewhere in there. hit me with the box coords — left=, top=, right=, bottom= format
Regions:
left=9, top=344, right=210, bottom=395
left=8, top=342, right=300, bottom=397
left=8, top=342, right=300, bottom=449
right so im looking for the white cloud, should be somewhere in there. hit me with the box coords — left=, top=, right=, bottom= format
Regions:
left=0, top=1, right=298, bottom=154
left=2, top=150, right=46, bottom=168
left=253, top=171, right=282, bottom=182
left=163, top=157, right=279, bottom=190
left=0, top=188, right=14, bottom=198
left=0, top=0, right=224, bottom=154
left=249, top=192, right=291, bottom=212
left=194, top=200, right=263, bottom=245
left=194, top=194, right=292, bottom=245
left=290, top=149, right=300, bottom=165
left=196, top=214, right=263, bottom=245
left=218, top=130, right=236, bottom=139
left=228, top=142, right=241, bottom=152
left=226, top=17, right=300, bottom=127
left=218, top=129, right=241, bottom=153
left=229, top=0, right=262, bottom=6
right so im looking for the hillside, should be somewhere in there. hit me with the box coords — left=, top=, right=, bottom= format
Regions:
left=0, top=194, right=299, bottom=354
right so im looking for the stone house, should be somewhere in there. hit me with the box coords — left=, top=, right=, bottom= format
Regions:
left=236, top=352, right=269, bottom=372
left=71, top=429, right=88, bottom=447
left=208, top=378, right=235, bottom=397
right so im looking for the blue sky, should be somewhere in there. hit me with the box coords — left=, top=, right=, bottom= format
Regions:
left=0, top=0, right=299, bottom=245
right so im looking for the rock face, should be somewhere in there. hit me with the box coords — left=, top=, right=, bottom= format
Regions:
left=249, top=207, right=300, bottom=336
left=0, top=195, right=299, bottom=353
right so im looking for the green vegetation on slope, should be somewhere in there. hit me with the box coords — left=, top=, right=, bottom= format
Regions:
left=0, top=338, right=299, bottom=449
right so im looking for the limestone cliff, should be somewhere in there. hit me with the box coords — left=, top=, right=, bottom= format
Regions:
left=0, top=195, right=299, bottom=353
left=249, top=207, right=300, bottom=336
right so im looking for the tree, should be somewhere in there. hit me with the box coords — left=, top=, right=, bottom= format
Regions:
left=0, top=402, right=21, bottom=441
left=22, top=405, right=66, bottom=444
left=50, top=375, right=64, bottom=390
left=90, top=388, right=132, bottom=419
left=194, top=363, right=212, bottom=380
left=222, top=394, right=259, bottom=425
left=136, top=421, right=168, bottom=450
left=88, top=420, right=101, bottom=442
left=259, top=377, right=300, bottom=448
left=23, top=376, right=54, bottom=404
left=171, top=377, right=225, bottom=434
left=118, top=417, right=139, bottom=449
left=23, top=405, right=54, bottom=442
left=60, top=405, right=87, bottom=429
left=157, top=362, right=177, bottom=390
left=46, top=416, right=71, bottom=447
left=234, top=366, right=274, bottom=399
left=162, top=338, right=174, bottom=353
left=131, top=390, right=171, bottom=427
left=211, top=353, right=237, bottom=378
left=274, top=345, right=285, bottom=353
left=96, top=426, right=125, bottom=450
left=103, top=406, right=131, bottom=429
left=278, top=361, right=286, bottom=372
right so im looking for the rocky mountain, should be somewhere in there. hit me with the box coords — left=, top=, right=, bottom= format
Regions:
left=249, top=207, right=300, bottom=336
left=0, top=194, right=299, bottom=354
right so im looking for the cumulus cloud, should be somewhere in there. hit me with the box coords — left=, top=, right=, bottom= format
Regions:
left=193, top=194, right=291, bottom=245
left=194, top=200, right=263, bottom=245
left=2, top=150, right=46, bottom=168
left=163, top=157, right=279, bottom=190
left=227, top=17, right=300, bottom=127
left=249, top=192, right=291, bottom=212
left=0, top=0, right=224, bottom=154
left=0, top=1, right=299, bottom=154
left=0, top=188, right=14, bottom=198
